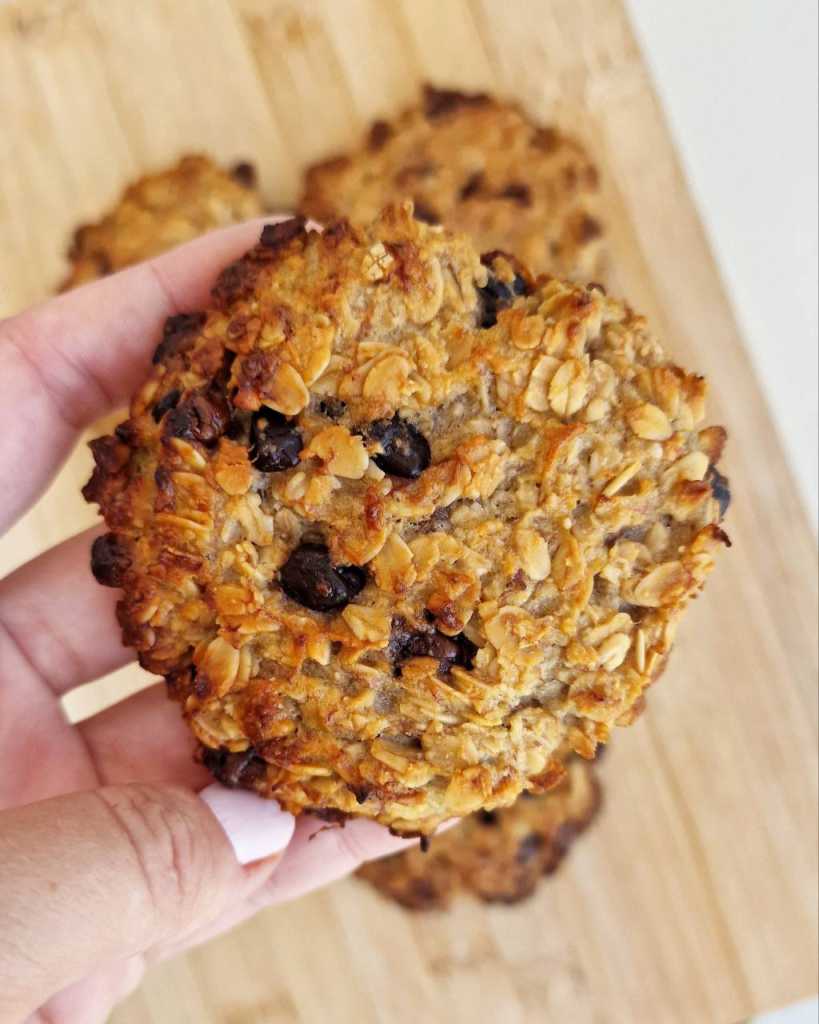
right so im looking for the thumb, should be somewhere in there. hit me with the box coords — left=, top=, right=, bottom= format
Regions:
left=0, top=782, right=294, bottom=1020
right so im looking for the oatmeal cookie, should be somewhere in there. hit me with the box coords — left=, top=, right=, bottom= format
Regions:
left=83, top=204, right=730, bottom=835
left=357, top=755, right=601, bottom=908
left=301, top=85, right=604, bottom=280
left=60, top=155, right=263, bottom=290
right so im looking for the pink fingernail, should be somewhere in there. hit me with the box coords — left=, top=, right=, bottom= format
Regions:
left=200, top=784, right=295, bottom=865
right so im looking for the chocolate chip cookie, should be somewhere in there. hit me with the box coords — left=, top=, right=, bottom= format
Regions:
left=301, top=85, right=604, bottom=280
left=357, top=754, right=601, bottom=908
left=83, top=204, right=730, bottom=835
left=60, top=155, right=263, bottom=290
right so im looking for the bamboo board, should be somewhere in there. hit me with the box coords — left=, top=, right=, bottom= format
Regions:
left=0, top=2, right=816, bottom=1021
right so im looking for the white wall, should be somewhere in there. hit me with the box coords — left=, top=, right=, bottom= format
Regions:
left=627, top=0, right=818, bottom=526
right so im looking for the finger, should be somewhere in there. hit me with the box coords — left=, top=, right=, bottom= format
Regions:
left=0, top=782, right=294, bottom=1022
left=0, top=215, right=281, bottom=532
left=252, top=815, right=421, bottom=907
left=0, top=528, right=131, bottom=696
left=29, top=955, right=146, bottom=1024
left=76, top=683, right=207, bottom=789
left=157, top=815, right=425, bottom=961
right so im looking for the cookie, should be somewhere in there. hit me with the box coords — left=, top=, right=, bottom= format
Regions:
left=60, top=155, right=263, bottom=290
left=301, top=85, right=604, bottom=280
left=357, top=754, right=601, bottom=909
left=83, top=204, right=730, bottom=836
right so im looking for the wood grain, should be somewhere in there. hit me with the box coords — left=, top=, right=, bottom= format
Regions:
left=0, top=1, right=816, bottom=1021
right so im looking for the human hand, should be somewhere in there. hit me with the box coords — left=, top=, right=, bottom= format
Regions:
left=0, top=221, right=419, bottom=1024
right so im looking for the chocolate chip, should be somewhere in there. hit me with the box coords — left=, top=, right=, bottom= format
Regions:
left=368, top=119, right=393, bottom=150
left=249, top=407, right=302, bottom=472
left=369, top=415, right=431, bottom=479
left=707, top=465, right=731, bottom=519
left=499, top=182, right=532, bottom=206
left=423, top=84, right=490, bottom=119
left=280, top=543, right=366, bottom=612
left=164, top=386, right=230, bottom=445
left=476, top=272, right=529, bottom=328
left=516, top=833, right=545, bottom=864
left=317, top=396, right=347, bottom=420
left=477, top=810, right=498, bottom=826
left=419, top=835, right=430, bottom=853
left=531, top=126, right=559, bottom=152
left=260, top=217, right=306, bottom=250
left=412, top=199, right=440, bottom=224
left=152, top=312, right=206, bottom=364
left=90, top=533, right=131, bottom=588
left=152, top=388, right=181, bottom=422
left=576, top=214, right=603, bottom=242
left=389, top=617, right=477, bottom=676
left=459, top=171, right=484, bottom=200
left=230, top=160, right=257, bottom=188
left=202, top=746, right=267, bottom=788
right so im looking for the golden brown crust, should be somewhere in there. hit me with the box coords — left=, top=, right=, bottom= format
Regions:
left=300, top=85, right=605, bottom=280
left=356, top=755, right=601, bottom=909
left=83, top=204, right=730, bottom=834
left=60, top=155, right=263, bottom=290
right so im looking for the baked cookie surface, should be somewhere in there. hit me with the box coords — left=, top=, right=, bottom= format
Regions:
left=61, top=155, right=263, bottom=290
left=301, top=86, right=604, bottom=280
left=357, top=755, right=601, bottom=908
left=84, top=205, right=729, bottom=835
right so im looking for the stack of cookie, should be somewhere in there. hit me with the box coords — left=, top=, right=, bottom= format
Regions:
left=69, top=86, right=730, bottom=910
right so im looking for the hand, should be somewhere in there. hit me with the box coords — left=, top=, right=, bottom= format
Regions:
left=0, top=222, right=417, bottom=1024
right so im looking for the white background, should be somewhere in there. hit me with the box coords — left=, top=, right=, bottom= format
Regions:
left=629, top=5, right=819, bottom=1021
left=628, top=0, right=818, bottom=527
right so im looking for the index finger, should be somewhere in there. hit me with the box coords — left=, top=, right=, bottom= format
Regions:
left=0, top=216, right=273, bottom=534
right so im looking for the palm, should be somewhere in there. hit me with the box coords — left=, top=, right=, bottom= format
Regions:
left=0, top=532, right=211, bottom=1021
left=0, top=530, right=207, bottom=815
left=0, top=222, right=416, bottom=1023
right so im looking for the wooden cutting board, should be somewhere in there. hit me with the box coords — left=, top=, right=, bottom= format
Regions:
left=1, top=1, right=816, bottom=1021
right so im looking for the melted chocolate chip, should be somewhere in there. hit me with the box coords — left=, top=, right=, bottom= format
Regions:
left=164, top=386, right=230, bottom=445
left=260, top=217, right=306, bottom=250
left=369, top=415, right=431, bottom=479
left=499, top=182, right=532, bottom=206
left=707, top=465, right=732, bottom=519
left=531, top=126, right=559, bottom=152
left=459, top=171, right=484, bottom=200
left=368, top=119, right=393, bottom=150
left=202, top=746, right=267, bottom=788
left=90, top=533, right=131, bottom=588
left=604, top=524, right=646, bottom=548
left=317, top=396, right=347, bottom=420
left=152, top=388, right=181, bottom=422
left=516, top=833, right=545, bottom=864
left=576, top=214, right=603, bottom=242
left=152, top=312, right=206, bottom=364
left=423, top=85, right=490, bottom=119
left=280, top=543, right=366, bottom=612
left=412, top=199, right=440, bottom=224
left=230, top=160, right=257, bottom=188
left=476, top=272, right=529, bottom=328
left=249, top=407, right=302, bottom=472
left=477, top=810, right=499, bottom=826
left=389, top=617, right=477, bottom=676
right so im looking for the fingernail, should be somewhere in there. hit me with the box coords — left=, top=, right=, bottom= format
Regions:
left=200, top=784, right=295, bottom=865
